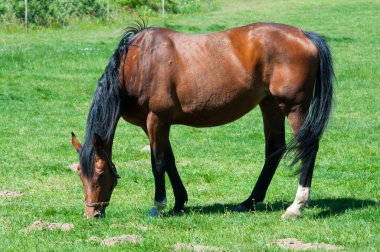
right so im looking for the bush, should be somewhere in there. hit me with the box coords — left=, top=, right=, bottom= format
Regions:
left=115, top=0, right=174, bottom=13
left=0, top=0, right=210, bottom=27
left=0, top=0, right=105, bottom=27
left=0, top=1, right=19, bottom=24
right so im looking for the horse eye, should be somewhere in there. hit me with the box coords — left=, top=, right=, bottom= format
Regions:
left=98, top=172, right=105, bottom=178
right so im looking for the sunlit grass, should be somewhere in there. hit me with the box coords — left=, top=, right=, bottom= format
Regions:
left=0, top=0, right=379, bottom=251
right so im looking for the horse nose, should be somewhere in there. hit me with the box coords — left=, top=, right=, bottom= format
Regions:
left=84, top=208, right=98, bottom=219
left=84, top=205, right=106, bottom=218
left=93, top=211, right=102, bottom=218
left=83, top=211, right=103, bottom=218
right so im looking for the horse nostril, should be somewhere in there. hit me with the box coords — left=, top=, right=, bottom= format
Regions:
left=93, top=210, right=105, bottom=218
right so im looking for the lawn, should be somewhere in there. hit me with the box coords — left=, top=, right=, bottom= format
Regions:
left=0, top=0, right=379, bottom=251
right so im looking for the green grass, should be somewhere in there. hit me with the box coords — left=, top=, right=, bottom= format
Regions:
left=1, top=0, right=379, bottom=251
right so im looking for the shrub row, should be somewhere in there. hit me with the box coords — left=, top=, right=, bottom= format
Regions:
left=0, top=0, right=205, bottom=27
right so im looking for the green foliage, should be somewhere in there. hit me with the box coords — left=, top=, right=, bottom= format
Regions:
left=0, top=0, right=104, bottom=26
left=0, top=0, right=18, bottom=23
left=114, top=0, right=202, bottom=14
left=0, top=0, right=207, bottom=27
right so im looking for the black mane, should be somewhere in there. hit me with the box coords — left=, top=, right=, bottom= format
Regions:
left=80, top=20, right=149, bottom=178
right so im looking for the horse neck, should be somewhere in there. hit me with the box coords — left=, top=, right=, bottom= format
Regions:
left=102, top=121, right=119, bottom=158
left=84, top=115, right=120, bottom=160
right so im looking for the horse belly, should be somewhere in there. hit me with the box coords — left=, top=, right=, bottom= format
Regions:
left=175, top=79, right=265, bottom=127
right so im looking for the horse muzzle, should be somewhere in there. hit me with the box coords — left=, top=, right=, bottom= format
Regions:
left=84, top=201, right=109, bottom=218
left=84, top=207, right=106, bottom=219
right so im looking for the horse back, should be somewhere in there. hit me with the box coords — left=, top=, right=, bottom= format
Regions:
left=121, top=23, right=318, bottom=127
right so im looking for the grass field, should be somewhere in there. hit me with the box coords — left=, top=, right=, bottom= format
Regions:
left=1, top=0, right=379, bottom=250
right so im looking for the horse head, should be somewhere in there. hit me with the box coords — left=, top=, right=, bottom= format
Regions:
left=71, top=132, right=120, bottom=218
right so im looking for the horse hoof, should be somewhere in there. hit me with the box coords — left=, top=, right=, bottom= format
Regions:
left=171, top=209, right=186, bottom=216
left=282, top=210, right=301, bottom=219
left=146, top=207, right=161, bottom=218
left=236, top=204, right=252, bottom=212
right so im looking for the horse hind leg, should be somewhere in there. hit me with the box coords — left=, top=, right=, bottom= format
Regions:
left=282, top=33, right=333, bottom=218
left=265, top=58, right=322, bottom=218
left=279, top=97, right=318, bottom=219
left=237, top=95, right=286, bottom=211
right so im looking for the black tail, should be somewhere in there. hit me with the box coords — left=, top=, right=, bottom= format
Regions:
left=286, top=31, right=334, bottom=172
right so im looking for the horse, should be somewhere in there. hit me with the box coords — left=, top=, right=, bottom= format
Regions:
left=71, top=21, right=334, bottom=219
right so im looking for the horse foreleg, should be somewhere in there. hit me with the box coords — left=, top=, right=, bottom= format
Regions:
left=237, top=95, right=285, bottom=211
left=146, top=112, right=169, bottom=217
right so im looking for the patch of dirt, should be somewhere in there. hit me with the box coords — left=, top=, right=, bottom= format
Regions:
left=68, top=163, right=78, bottom=172
left=110, top=224, right=124, bottom=228
left=88, top=234, right=142, bottom=246
left=274, top=238, right=343, bottom=250
left=135, top=225, right=148, bottom=231
left=22, top=220, right=74, bottom=232
left=0, top=191, right=24, bottom=198
left=174, top=243, right=221, bottom=251
left=140, top=145, right=151, bottom=152
left=88, top=236, right=103, bottom=243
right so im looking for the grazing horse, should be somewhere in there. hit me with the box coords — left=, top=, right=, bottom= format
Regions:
left=71, top=21, right=334, bottom=219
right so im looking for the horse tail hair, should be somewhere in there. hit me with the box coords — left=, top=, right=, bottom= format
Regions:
left=286, top=31, right=335, bottom=173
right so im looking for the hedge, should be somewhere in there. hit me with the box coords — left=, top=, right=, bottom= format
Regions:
left=0, top=0, right=203, bottom=27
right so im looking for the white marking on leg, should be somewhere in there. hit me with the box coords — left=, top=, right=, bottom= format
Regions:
left=283, top=185, right=310, bottom=218
left=146, top=197, right=167, bottom=217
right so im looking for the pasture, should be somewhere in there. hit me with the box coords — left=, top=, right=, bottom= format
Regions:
left=0, top=0, right=379, bottom=250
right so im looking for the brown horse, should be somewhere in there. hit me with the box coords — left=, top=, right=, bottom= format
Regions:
left=71, top=21, right=334, bottom=218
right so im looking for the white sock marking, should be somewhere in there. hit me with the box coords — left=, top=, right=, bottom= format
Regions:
left=286, top=185, right=310, bottom=216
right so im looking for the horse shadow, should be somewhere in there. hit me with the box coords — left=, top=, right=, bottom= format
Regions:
left=308, top=198, right=378, bottom=218
left=166, top=198, right=378, bottom=218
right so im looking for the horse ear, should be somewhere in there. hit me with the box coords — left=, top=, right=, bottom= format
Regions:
left=92, top=133, right=104, bottom=157
left=71, top=132, right=82, bottom=153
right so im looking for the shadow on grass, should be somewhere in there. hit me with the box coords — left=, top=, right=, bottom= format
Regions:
left=166, top=198, right=378, bottom=218
left=309, top=198, right=379, bottom=218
